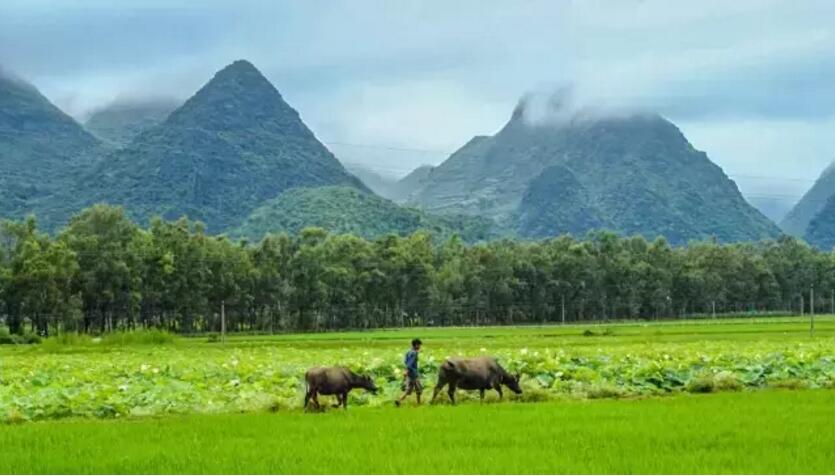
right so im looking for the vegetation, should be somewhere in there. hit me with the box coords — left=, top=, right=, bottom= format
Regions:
left=0, top=69, right=104, bottom=229
left=2, top=204, right=835, bottom=335
left=781, top=161, right=835, bottom=237
left=804, top=194, right=835, bottom=250
left=408, top=100, right=780, bottom=244
left=79, top=60, right=367, bottom=234
left=1, top=317, right=833, bottom=422
left=344, top=163, right=400, bottom=200
left=234, top=186, right=498, bottom=242
left=84, top=100, right=179, bottom=147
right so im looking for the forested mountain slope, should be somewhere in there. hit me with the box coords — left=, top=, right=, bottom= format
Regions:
left=80, top=60, right=367, bottom=233
left=781, top=162, right=835, bottom=238
left=234, top=186, right=497, bottom=242
left=409, top=101, right=780, bottom=244
left=84, top=100, right=179, bottom=147
left=0, top=69, right=103, bottom=227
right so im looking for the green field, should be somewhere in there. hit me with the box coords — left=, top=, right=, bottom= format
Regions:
left=1, top=316, right=834, bottom=473
left=1, top=390, right=834, bottom=474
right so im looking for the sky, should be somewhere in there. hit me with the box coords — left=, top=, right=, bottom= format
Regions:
left=2, top=0, right=834, bottom=221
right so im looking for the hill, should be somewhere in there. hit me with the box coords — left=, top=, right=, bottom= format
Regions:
left=344, top=163, right=399, bottom=199
left=804, top=194, right=835, bottom=249
left=408, top=100, right=780, bottom=244
left=780, top=162, right=835, bottom=237
left=0, top=68, right=103, bottom=226
left=514, top=164, right=608, bottom=238
left=82, top=60, right=367, bottom=232
left=84, top=100, right=179, bottom=146
left=233, top=186, right=497, bottom=242
left=390, top=164, right=435, bottom=202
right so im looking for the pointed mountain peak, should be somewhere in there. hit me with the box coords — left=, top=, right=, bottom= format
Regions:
left=208, top=59, right=272, bottom=88
left=163, top=59, right=308, bottom=136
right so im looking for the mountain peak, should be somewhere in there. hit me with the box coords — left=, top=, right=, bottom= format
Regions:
left=211, top=59, right=268, bottom=84
left=163, top=59, right=303, bottom=135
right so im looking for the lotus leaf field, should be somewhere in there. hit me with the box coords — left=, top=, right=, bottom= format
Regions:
left=1, top=317, right=834, bottom=423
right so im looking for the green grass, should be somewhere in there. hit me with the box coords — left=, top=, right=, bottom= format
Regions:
left=1, top=390, right=833, bottom=474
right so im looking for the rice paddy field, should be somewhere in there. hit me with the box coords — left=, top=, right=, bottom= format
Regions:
left=1, top=316, right=834, bottom=474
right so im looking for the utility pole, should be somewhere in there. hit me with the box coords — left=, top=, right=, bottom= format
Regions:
left=221, top=300, right=226, bottom=343
left=561, top=294, right=566, bottom=325
left=810, top=286, right=815, bottom=337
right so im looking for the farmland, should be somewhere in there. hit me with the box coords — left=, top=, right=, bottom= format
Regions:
left=1, top=316, right=834, bottom=421
left=1, top=316, right=834, bottom=473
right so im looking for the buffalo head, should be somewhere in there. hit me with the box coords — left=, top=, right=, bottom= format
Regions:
left=505, top=372, right=523, bottom=394
left=361, top=375, right=379, bottom=394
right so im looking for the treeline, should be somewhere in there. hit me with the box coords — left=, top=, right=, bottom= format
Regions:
left=0, top=205, right=832, bottom=336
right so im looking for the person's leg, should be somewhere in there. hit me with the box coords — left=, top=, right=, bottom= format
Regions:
left=415, top=379, right=423, bottom=405
left=397, top=379, right=414, bottom=405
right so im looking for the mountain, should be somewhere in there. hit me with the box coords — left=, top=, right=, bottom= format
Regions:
left=233, top=186, right=497, bottom=242
left=804, top=194, right=835, bottom=249
left=345, top=163, right=399, bottom=199
left=408, top=100, right=780, bottom=244
left=748, top=197, right=794, bottom=225
left=84, top=100, right=179, bottom=146
left=0, top=68, right=103, bottom=225
left=390, top=164, right=435, bottom=202
left=780, top=162, right=835, bottom=237
left=82, top=60, right=367, bottom=232
left=514, top=164, right=608, bottom=238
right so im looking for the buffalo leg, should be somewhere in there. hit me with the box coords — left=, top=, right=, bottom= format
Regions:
left=311, top=392, right=321, bottom=410
left=479, top=389, right=485, bottom=402
left=342, top=391, right=348, bottom=410
left=332, top=394, right=342, bottom=408
left=303, top=390, right=312, bottom=409
left=431, top=376, right=448, bottom=403
left=447, top=383, right=457, bottom=405
left=494, top=383, right=503, bottom=400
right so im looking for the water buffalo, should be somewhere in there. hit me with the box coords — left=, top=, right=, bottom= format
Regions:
left=304, top=367, right=378, bottom=410
left=431, top=357, right=522, bottom=404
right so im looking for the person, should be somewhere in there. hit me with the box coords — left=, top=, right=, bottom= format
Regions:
left=395, top=338, right=422, bottom=406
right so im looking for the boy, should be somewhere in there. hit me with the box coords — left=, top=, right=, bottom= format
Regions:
left=395, top=338, right=422, bottom=406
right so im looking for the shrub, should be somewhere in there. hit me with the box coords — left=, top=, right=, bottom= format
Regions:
left=686, top=374, right=715, bottom=393
left=714, top=371, right=743, bottom=391
left=587, top=383, right=626, bottom=399
left=0, top=329, right=41, bottom=345
left=206, top=332, right=221, bottom=343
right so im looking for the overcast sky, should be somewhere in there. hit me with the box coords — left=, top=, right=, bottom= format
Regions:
left=2, top=0, right=834, bottom=219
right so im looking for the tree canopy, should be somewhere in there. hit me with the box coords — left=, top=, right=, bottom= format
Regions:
left=1, top=205, right=832, bottom=336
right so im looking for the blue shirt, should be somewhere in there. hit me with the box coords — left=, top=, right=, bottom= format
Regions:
left=404, top=349, right=419, bottom=378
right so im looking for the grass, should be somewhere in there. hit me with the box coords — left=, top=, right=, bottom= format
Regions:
left=0, top=390, right=833, bottom=474
left=11, top=314, right=834, bottom=354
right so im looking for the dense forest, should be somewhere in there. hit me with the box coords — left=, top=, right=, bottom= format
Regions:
left=1, top=204, right=832, bottom=337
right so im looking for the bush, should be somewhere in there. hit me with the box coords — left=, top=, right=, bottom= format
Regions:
left=0, top=329, right=41, bottom=345
left=686, top=374, right=715, bottom=393
left=206, top=332, right=221, bottom=343
left=587, top=383, right=626, bottom=399
left=714, top=371, right=743, bottom=391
